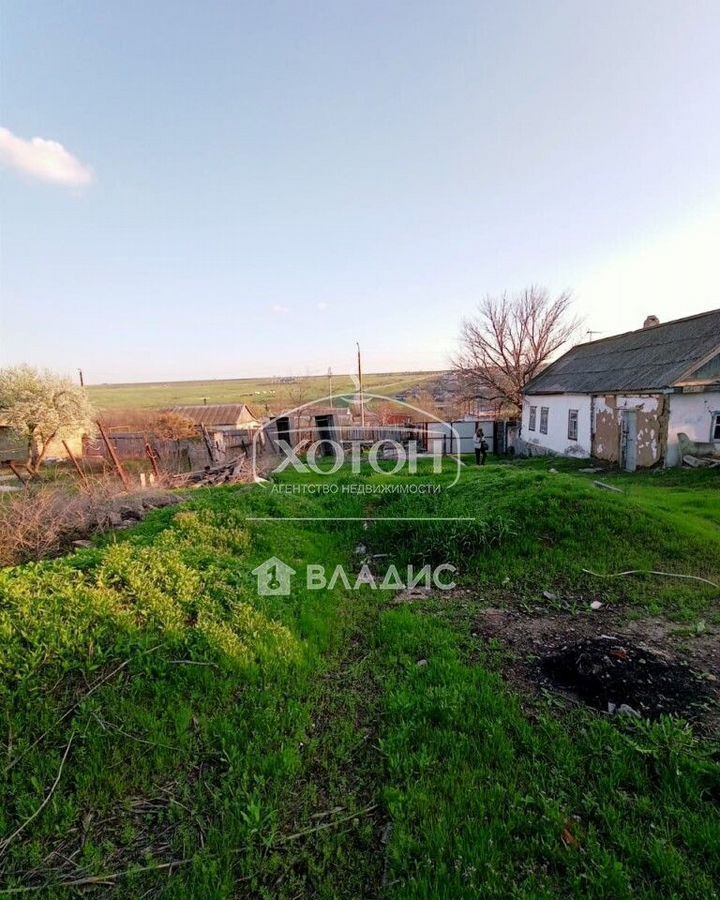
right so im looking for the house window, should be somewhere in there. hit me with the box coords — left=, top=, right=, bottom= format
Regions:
left=713, top=413, right=720, bottom=442
left=540, top=407, right=549, bottom=435
left=568, top=409, right=579, bottom=441
left=528, top=406, right=537, bottom=431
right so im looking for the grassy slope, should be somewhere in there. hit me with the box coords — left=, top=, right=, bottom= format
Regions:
left=378, top=610, right=720, bottom=898
left=0, top=487, right=369, bottom=895
left=86, top=371, right=443, bottom=410
left=367, top=459, right=720, bottom=619
left=0, top=461, right=718, bottom=896
left=370, top=461, right=720, bottom=898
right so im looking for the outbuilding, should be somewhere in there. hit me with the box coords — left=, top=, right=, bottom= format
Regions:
left=170, top=404, right=260, bottom=431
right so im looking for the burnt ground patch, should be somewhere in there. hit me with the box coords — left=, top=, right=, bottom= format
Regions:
left=465, top=598, right=720, bottom=731
left=541, top=635, right=710, bottom=718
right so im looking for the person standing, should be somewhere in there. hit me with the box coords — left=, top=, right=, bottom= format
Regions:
left=473, top=426, right=488, bottom=465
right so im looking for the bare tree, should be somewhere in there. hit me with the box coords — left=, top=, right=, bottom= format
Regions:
left=454, top=287, right=579, bottom=415
left=145, top=412, right=199, bottom=473
left=148, top=411, right=198, bottom=443
left=275, top=378, right=315, bottom=413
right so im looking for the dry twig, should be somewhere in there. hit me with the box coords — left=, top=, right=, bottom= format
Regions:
left=4, top=645, right=163, bottom=774
left=273, top=803, right=378, bottom=845
left=582, top=568, right=719, bottom=588
left=0, top=733, right=75, bottom=857
left=0, top=858, right=192, bottom=893
left=91, top=714, right=180, bottom=751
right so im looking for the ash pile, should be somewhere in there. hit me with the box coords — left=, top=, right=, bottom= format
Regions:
left=542, top=635, right=710, bottom=719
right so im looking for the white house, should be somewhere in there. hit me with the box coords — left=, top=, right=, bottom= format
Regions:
left=521, top=309, right=720, bottom=469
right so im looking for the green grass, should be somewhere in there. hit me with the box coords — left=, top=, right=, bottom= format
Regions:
left=330, top=456, right=720, bottom=621
left=377, top=609, right=720, bottom=898
left=0, top=486, right=368, bottom=895
left=0, top=459, right=718, bottom=896
left=86, top=370, right=443, bottom=410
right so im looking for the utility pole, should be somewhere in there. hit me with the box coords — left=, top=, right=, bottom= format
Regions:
left=78, top=368, right=84, bottom=387
left=327, top=367, right=334, bottom=407
left=356, top=342, right=365, bottom=427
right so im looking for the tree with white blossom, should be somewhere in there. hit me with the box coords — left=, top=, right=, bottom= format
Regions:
left=0, top=365, right=95, bottom=476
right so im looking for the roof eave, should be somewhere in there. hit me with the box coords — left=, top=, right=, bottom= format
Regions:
left=670, top=341, right=720, bottom=387
left=524, top=384, right=678, bottom=397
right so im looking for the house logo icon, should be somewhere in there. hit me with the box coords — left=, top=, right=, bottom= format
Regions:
left=251, top=556, right=297, bottom=596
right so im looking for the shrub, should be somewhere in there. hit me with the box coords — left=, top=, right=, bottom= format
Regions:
left=0, top=486, right=90, bottom=567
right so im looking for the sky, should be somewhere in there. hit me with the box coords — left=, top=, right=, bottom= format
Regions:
left=1, top=1, right=719, bottom=384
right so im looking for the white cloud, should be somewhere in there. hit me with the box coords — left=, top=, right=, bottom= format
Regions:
left=272, top=304, right=289, bottom=314
left=316, top=302, right=330, bottom=310
left=0, top=126, right=94, bottom=186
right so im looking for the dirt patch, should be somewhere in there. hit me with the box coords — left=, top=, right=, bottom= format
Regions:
left=542, top=636, right=710, bottom=718
left=472, top=604, right=720, bottom=730
left=392, top=586, right=433, bottom=605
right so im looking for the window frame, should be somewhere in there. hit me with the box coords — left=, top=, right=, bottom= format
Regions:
left=539, top=406, right=549, bottom=435
left=528, top=405, right=537, bottom=432
left=712, top=412, right=720, bottom=442
left=567, top=409, right=579, bottom=441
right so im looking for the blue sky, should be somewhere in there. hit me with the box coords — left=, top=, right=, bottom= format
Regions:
left=1, top=1, right=719, bottom=383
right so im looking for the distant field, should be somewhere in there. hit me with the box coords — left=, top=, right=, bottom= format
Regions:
left=87, top=371, right=445, bottom=410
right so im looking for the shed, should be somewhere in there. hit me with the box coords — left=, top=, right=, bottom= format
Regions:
left=170, top=404, right=260, bottom=431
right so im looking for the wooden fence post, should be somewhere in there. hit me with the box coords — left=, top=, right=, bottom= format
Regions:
left=144, top=443, right=161, bottom=480
left=96, top=421, right=131, bottom=490
left=7, top=461, right=28, bottom=489
left=200, top=425, right=216, bottom=464
left=62, top=439, right=89, bottom=489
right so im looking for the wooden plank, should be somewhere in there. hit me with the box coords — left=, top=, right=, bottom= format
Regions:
left=62, top=439, right=89, bottom=488
left=96, top=421, right=131, bottom=490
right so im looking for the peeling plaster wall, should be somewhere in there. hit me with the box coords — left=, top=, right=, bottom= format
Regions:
left=521, top=394, right=592, bottom=457
left=592, top=397, right=620, bottom=463
left=666, top=391, right=720, bottom=466
left=523, top=389, right=720, bottom=467
left=592, top=394, right=666, bottom=467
